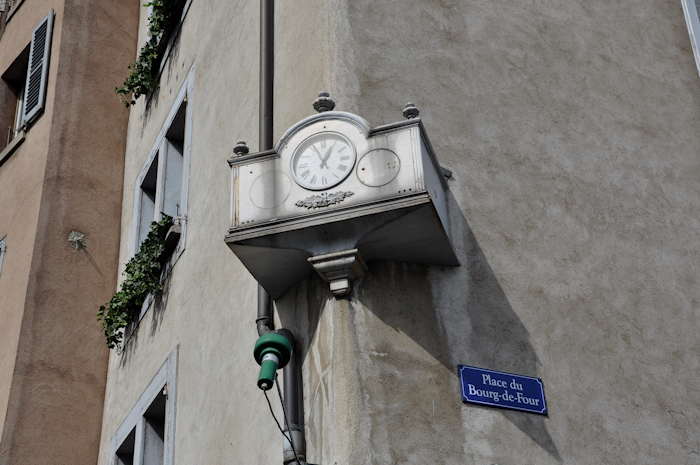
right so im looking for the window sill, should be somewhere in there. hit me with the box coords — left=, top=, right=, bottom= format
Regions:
left=0, top=130, right=25, bottom=166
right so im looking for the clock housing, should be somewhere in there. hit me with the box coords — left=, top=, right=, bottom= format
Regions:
left=226, top=109, right=458, bottom=298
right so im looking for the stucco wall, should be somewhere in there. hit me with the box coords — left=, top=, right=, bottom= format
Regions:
left=97, top=0, right=338, bottom=464
left=0, top=0, right=64, bottom=444
left=100, top=1, right=700, bottom=465
left=304, top=1, right=700, bottom=464
left=0, top=0, right=138, bottom=463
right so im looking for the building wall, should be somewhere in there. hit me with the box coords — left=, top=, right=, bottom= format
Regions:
left=0, top=0, right=65, bottom=443
left=98, top=1, right=330, bottom=464
left=308, top=1, right=700, bottom=464
left=0, top=0, right=138, bottom=463
left=100, top=1, right=700, bottom=465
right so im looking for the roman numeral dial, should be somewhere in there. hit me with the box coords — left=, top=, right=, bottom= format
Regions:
left=291, top=132, right=356, bottom=190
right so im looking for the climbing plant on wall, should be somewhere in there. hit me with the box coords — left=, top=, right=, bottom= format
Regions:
left=97, top=215, right=173, bottom=349
left=115, top=0, right=180, bottom=106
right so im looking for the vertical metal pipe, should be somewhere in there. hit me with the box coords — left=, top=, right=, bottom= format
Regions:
left=283, top=347, right=303, bottom=429
left=257, top=1, right=307, bottom=463
left=256, top=0, right=275, bottom=337
left=278, top=330, right=306, bottom=464
left=259, top=0, right=274, bottom=151
left=256, top=285, right=273, bottom=335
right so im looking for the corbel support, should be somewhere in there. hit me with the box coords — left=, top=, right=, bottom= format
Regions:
left=308, top=249, right=367, bottom=298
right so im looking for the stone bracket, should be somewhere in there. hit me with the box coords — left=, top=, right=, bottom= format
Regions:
left=308, top=249, right=367, bottom=298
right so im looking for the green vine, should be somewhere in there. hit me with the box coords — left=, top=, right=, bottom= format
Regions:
left=115, top=0, right=179, bottom=106
left=97, top=215, right=173, bottom=349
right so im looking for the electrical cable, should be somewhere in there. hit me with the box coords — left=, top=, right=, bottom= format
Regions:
left=263, top=388, right=292, bottom=443
left=261, top=378, right=302, bottom=465
left=275, top=377, right=302, bottom=465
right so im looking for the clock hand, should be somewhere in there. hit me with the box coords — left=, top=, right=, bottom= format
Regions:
left=311, top=145, right=324, bottom=163
left=320, top=144, right=335, bottom=169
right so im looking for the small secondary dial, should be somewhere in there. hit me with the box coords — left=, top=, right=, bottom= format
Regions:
left=291, top=132, right=356, bottom=190
left=356, top=149, right=401, bottom=187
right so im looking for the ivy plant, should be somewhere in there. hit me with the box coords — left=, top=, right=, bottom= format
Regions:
left=98, top=215, right=173, bottom=349
left=115, top=0, right=179, bottom=106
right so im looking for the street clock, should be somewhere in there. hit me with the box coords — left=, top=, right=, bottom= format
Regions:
left=225, top=93, right=459, bottom=298
left=291, top=132, right=356, bottom=190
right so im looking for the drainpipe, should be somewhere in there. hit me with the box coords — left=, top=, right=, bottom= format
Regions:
left=257, top=285, right=274, bottom=335
left=277, top=329, right=306, bottom=464
left=257, top=0, right=275, bottom=338
left=258, top=1, right=307, bottom=463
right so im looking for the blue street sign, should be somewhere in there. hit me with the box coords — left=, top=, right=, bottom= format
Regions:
left=458, top=365, right=548, bottom=415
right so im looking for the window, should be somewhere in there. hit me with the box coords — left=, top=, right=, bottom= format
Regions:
left=683, top=0, right=700, bottom=75
left=1, top=46, right=28, bottom=146
left=141, top=0, right=188, bottom=88
left=0, top=11, right=53, bottom=148
left=133, top=96, right=189, bottom=255
left=115, top=428, right=136, bottom=465
left=162, top=108, right=185, bottom=220
left=116, top=389, right=167, bottom=465
left=142, top=390, right=166, bottom=465
left=111, top=350, right=177, bottom=465
left=137, top=154, right=159, bottom=246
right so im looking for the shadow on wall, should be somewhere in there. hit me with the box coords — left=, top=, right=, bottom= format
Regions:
left=278, top=190, right=562, bottom=463
left=117, top=270, right=173, bottom=367
left=365, top=190, right=561, bottom=462
left=138, top=19, right=185, bottom=131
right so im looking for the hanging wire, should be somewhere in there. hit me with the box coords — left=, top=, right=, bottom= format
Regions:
left=263, top=389, right=292, bottom=443
left=261, top=377, right=302, bottom=465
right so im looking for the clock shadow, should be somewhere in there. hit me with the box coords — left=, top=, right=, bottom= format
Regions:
left=275, top=190, right=562, bottom=464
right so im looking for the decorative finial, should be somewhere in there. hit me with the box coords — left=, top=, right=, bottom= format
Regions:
left=313, top=92, right=336, bottom=113
left=402, top=102, right=419, bottom=119
left=233, top=140, right=249, bottom=156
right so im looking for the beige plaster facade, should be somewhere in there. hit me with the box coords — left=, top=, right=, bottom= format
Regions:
left=0, top=0, right=138, bottom=463
left=100, top=1, right=700, bottom=465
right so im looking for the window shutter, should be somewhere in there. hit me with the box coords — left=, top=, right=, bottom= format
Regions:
left=21, top=11, right=54, bottom=126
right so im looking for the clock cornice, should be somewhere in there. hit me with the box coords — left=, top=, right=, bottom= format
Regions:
left=276, top=111, right=370, bottom=151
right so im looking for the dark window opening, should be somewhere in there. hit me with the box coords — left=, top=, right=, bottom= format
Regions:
left=143, top=388, right=166, bottom=465
left=148, top=0, right=187, bottom=88
left=0, top=45, right=29, bottom=147
left=115, top=428, right=136, bottom=465
left=138, top=154, right=159, bottom=247
left=163, top=101, right=185, bottom=218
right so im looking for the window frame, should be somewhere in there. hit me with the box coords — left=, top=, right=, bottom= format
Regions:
left=111, top=348, right=178, bottom=465
left=682, top=0, right=700, bottom=76
left=130, top=71, right=193, bottom=259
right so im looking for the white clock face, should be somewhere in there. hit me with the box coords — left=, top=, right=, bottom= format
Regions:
left=291, top=132, right=356, bottom=190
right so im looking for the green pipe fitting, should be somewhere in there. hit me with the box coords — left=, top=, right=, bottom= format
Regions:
left=253, top=332, right=293, bottom=391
